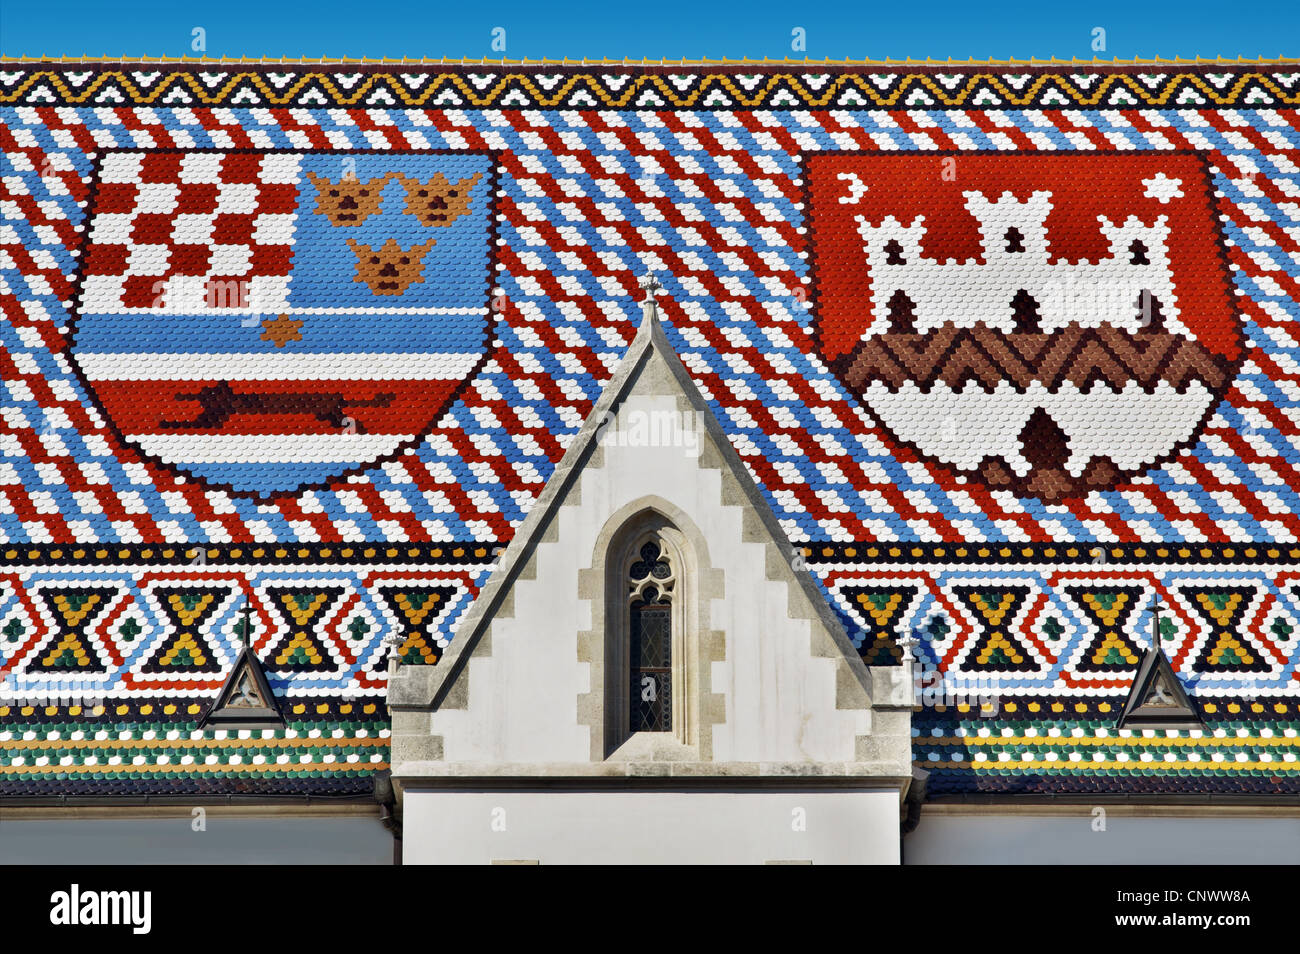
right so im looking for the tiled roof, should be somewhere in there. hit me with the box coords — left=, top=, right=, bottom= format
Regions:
left=0, top=698, right=386, bottom=796
left=0, top=64, right=1297, bottom=795
left=915, top=699, right=1299, bottom=797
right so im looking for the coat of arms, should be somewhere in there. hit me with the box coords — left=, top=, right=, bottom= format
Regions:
left=69, top=149, right=495, bottom=497
left=807, top=152, right=1241, bottom=501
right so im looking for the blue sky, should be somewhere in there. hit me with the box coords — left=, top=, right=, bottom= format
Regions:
left=0, top=0, right=1295, bottom=61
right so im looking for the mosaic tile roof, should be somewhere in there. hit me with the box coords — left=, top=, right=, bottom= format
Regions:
left=1, top=62, right=1297, bottom=796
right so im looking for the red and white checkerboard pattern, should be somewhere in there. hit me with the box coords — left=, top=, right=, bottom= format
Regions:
left=80, top=151, right=299, bottom=313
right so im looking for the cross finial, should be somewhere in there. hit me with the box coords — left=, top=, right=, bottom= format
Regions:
left=384, top=629, right=405, bottom=677
left=638, top=273, right=663, bottom=301
left=638, top=274, right=663, bottom=326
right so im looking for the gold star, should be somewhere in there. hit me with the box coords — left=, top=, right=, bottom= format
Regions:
left=260, top=314, right=304, bottom=348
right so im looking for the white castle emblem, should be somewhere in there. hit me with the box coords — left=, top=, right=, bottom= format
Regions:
left=836, top=185, right=1238, bottom=498
left=855, top=190, right=1186, bottom=338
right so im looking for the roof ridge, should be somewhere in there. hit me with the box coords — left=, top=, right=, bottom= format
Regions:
left=2, top=55, right=1298, bottom=67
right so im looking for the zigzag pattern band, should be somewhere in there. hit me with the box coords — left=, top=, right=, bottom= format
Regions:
left=1, top=65, right=1298, bottom=108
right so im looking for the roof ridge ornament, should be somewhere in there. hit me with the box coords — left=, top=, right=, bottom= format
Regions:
left=638, top=273, right=664, bottom=327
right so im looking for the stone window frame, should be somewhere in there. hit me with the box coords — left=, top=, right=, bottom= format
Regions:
left=612, top=518, right=688, bottom=745
left=624, top=532, right=677, bottom=734
left=578, top=497, right=725, bottom=760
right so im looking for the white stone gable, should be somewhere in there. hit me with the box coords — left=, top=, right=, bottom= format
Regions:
left=388, top=284, right=911, bottom=778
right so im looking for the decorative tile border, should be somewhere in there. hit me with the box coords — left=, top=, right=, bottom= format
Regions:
left=1, top=65, right=1298, bottom=109
left=0, top=695, right=389, bottom=795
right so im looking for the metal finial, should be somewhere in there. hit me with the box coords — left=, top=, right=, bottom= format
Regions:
left=240, top=602, right=253, bottom=648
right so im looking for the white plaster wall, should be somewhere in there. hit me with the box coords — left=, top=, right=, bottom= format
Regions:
left=905, top=813, right=1300, bottom=865
left=0, top=816, right=393, bottom=865
left=427, top=382, right=870, bottom=765
left=403, top=789, right=900, bottom=864
left=426, top=504, right=593, bottom=762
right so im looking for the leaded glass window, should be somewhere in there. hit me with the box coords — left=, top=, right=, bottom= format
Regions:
left=628, top=540, right=673, bottom=733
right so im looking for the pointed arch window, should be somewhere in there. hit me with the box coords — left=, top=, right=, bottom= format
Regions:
left=601, top=510, right=700, bottom=756
left=627, top=540, right=674, bottom=732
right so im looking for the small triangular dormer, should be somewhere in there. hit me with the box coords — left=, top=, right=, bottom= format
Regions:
left=199, top=617, right=283, bottom=730
left=1117, top=646, right=1203, bottom=731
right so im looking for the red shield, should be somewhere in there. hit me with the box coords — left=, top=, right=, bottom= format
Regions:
left=807, top=152, right=1241, bottom=501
